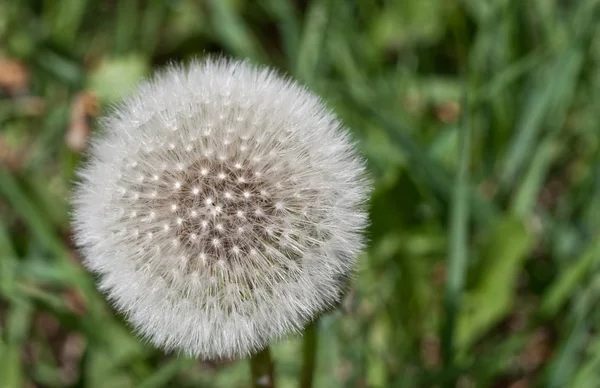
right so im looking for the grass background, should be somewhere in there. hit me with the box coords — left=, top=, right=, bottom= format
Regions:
left=1, top=0, right=600, bottom=387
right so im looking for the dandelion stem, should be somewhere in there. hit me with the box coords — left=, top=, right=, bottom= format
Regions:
left=250, top=346, right=275, bottom=388
left=299, top=319, right=319, bottom=388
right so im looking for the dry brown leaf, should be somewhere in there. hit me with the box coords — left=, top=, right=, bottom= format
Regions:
left=421, top=334, right=441, bottom=367
left=519, top=329, right=552, bottom=372
left=436, top=100, right=462, bottom=124
left=508, top=379, right=530, bottom=388
left=66, top=91, right=100, bottom=152
left=34, top=312, right=61, bottom=338
left=59, top=333, right=86, bottom=385
left=63, top=288, right=87, bottom=315
left=478, top=180, right=498, bottom=199
left=14, top=96, right=46, bottom=116
left=0, top=136, right=26, bottom=170
left=0, top=57, right=29, bottom=94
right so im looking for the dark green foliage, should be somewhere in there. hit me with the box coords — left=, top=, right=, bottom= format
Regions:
left=1, top=0, right=600, bottom=386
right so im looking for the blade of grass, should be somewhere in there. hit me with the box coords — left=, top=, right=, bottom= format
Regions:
left=500, top=47, right=584, bottom=190
left=457, top=216, right=534, bottom=349
left=115, top=0, right=138, bottom=54
left=137, top=358, right=197, bottom=388
left=139, top=1, right=167, bottom=54
left=571, top=337, right=600, bottom=388
left=511, top=136, right=560, bottom=217
left=345, top=94, right=496, bottom=226
left=0, top=220, right=19, bottom=301
left=205, top=0, right=267, bottom=62
left=545, top=292, right=591, bottom=388
left=478, top=51, right=542, bottom=103
left=571, top=0, right=600, bottom=39
left=0, top=217, right=17, bottom=258
left=295, top=0, right=329, bottom=84
left=440, top=88, right=471, bottom=377
left=261, top=0, right=300, bottom=65
left=43, top=0, right=88, bottom=46
left=540, top=239, right=600, bottom=317
left=0, top=301, right=33, bottom=388
left=326, top=0, right=369, bottom=90
left=32, top=47, right=84, bottom=88
left=0, top=167, right=71, bottom=260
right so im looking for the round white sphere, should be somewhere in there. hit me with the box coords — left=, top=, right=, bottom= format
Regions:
left=72, top=57, right=370, bottom=359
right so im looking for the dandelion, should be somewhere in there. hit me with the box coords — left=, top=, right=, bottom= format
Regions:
left=72, top=57, right=370, bottom=359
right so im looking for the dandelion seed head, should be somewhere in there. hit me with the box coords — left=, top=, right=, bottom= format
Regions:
left=72, top=57, right=370, bottom=359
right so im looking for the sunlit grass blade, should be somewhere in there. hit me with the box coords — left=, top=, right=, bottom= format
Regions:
left=541, top=239, right=600, bottom=317
left=457, top=216, right=534, bottom=349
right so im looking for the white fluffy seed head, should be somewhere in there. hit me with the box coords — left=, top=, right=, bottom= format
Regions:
left=72, top=57, right=370, bottom=359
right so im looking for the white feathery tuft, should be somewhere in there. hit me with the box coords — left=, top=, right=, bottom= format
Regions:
left=72, top=57, right=370, bottom=359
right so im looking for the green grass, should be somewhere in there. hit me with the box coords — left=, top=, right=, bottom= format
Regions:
left=1, top=0, right=600, bottom=386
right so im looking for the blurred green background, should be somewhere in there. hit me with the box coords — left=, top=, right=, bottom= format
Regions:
left=1, top=0, right=600, bottom=387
